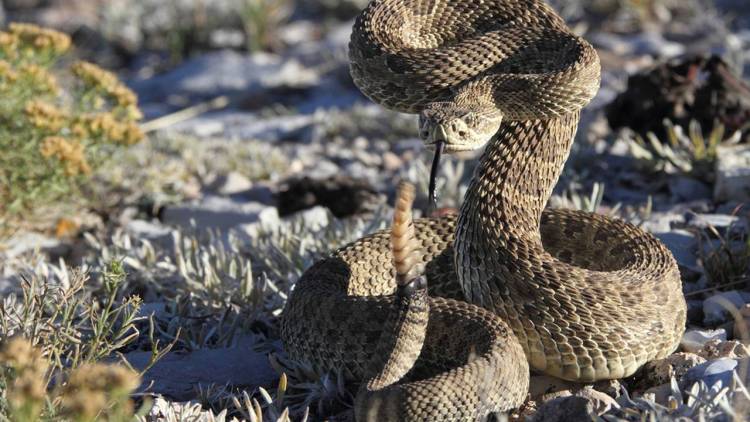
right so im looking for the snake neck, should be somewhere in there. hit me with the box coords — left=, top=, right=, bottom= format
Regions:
left=455, top=112, right=580, bottom=304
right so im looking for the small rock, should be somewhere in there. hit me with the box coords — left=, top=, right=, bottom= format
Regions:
left=640, top=212, right=686, bottom=234
left=668, top=176, right=712, bottom=202
left=292, top=206, right=332, bottom=231
left=654, top=230, right=697, bottom=269
left=700, top=340, right=750, bottom=360
left=161, top=196, right=277, bottom=230
left=0, top=231, right=64, bottom=259
left=640, top=353, right=706, bottom=387
left=126, top=219, right=173, bottom=241
left=575, top=387, right=620, bottom=415
left=715, top=144, right=750, bottom=203
left=686, top=213, right=747, bottom=237
left=682, top=358, right=739, bottom=389
left=531, top=396, right=596, bottom=422
left=382, top=151, right=403, bottom=171
left=704, top=290, right=750, bottom=325
left=681, top=328, right=727, bottom=353
left=204, top=172, right=253, bottom=196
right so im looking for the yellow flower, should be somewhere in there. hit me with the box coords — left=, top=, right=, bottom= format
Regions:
left=39, top=136, right=91, bottom=176
left=0, top=59, right=18, bottom=84
left=66, top=363, right=140, bottom=394
left=78, top=113, right=144, bottom=145
left=25, top=100, right=67, bottom=132
left=8, top=22, right=71, bottom=55
left=19, top=63, right=59, bottom=94
left=71, top=61, right=141, bottom=115
left=0, top=338, right=49, bottom=421
left=0, top=31, right=18, bottom=59
left=0, top=337, right=47, bottom=374
left=60, top=363, right=140, bottom=421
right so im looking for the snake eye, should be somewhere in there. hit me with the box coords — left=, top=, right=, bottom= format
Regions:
left=421, top=130, right=429, bottom=139
left=458, top=130, right=467, bottom=138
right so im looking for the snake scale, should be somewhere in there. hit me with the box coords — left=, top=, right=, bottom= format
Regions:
left=281, top=0, right=687, bottom=420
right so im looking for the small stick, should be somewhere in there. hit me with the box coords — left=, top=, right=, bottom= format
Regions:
left=140, top=95, right=230, bottom=133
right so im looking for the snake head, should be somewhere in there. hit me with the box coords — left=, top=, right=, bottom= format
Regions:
left=418, top=102, right=503, bottom=153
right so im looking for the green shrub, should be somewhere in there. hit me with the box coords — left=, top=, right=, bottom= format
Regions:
left=0, top=23, right=144, bottom=217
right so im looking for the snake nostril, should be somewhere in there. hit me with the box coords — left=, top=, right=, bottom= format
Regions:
left=451, top=123, right=458, bottom=132
left=459, top=131, right=467, bottom=138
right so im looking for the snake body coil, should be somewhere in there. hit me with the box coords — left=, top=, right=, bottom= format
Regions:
left=281, top=1, right=687, bottom=420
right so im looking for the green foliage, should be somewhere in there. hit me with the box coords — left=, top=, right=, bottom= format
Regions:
left=0, top=23, right=144, bottom=217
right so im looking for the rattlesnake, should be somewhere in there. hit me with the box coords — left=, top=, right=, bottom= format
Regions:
left=281, top=0, right=687, bottom=420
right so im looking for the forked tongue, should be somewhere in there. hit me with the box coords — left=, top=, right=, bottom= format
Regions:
left=428, top=140, right=444, bottom=208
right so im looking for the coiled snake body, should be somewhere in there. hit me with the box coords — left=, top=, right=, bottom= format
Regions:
left=281, top=0, right=687, bottom=420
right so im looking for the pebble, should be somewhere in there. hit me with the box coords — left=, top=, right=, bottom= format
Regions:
left=682, top=358, right=739, bottom=389
left=641, top=353, right=706, bottom=387
left=699, top=340, right=750, bottom=359
left=703, top=290, right=750, bottom=326
left=681, top=329, right=727, bottom=353
left=531, top=396, right=596, bottom=422
left=715, top=144, right=750, bottom=203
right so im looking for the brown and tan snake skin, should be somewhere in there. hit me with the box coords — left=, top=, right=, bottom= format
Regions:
left=281, top=1, right=687, bottom=420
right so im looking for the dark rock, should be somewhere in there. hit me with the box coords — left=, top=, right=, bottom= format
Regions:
left=606, top=56, right=750, bottom=140
left=653, top=230, right=697, bottom=269
left=668, top=176, right=712, bottom=202
left=531, top=396, right=596, bottom=422
left=637, top=353, right=706, bottom=390
left=276, top=175, right=382, bottom=218
left=124, top=336, right=278, bottom=401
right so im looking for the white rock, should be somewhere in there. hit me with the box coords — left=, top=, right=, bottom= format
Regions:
left=161, top=196, right=277, bottom=230
left=294, top=206, right=331, bottom=230
left=715, top=144, right=750, bottom=202
left=126, top=219, right=172, bottom=240
left=681, top=328, right=727, bottom=353
left=704, top=290, right=750, bottom=325
left=0, top=232, right=63, bottom=259
left=204, top=171, right=253, bottom=196
left=172, top=111, right=315, bottom=142
left=232, top=206, right=330, bottom=242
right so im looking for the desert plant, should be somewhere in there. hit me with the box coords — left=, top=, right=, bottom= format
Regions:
left=0, top=337, right=144, bottom=422
left=236, top=0, right=293, bottom=53
left=696, top=210, right=750, bottom=290
left=0, top=23, right=144, bottom=217
left=625, top=119, right=741, bottom=182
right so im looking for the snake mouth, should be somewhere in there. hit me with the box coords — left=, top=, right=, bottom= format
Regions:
left=425, top=141, right=475, bottom=153
left=428, top=140, right=445, bottom=207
